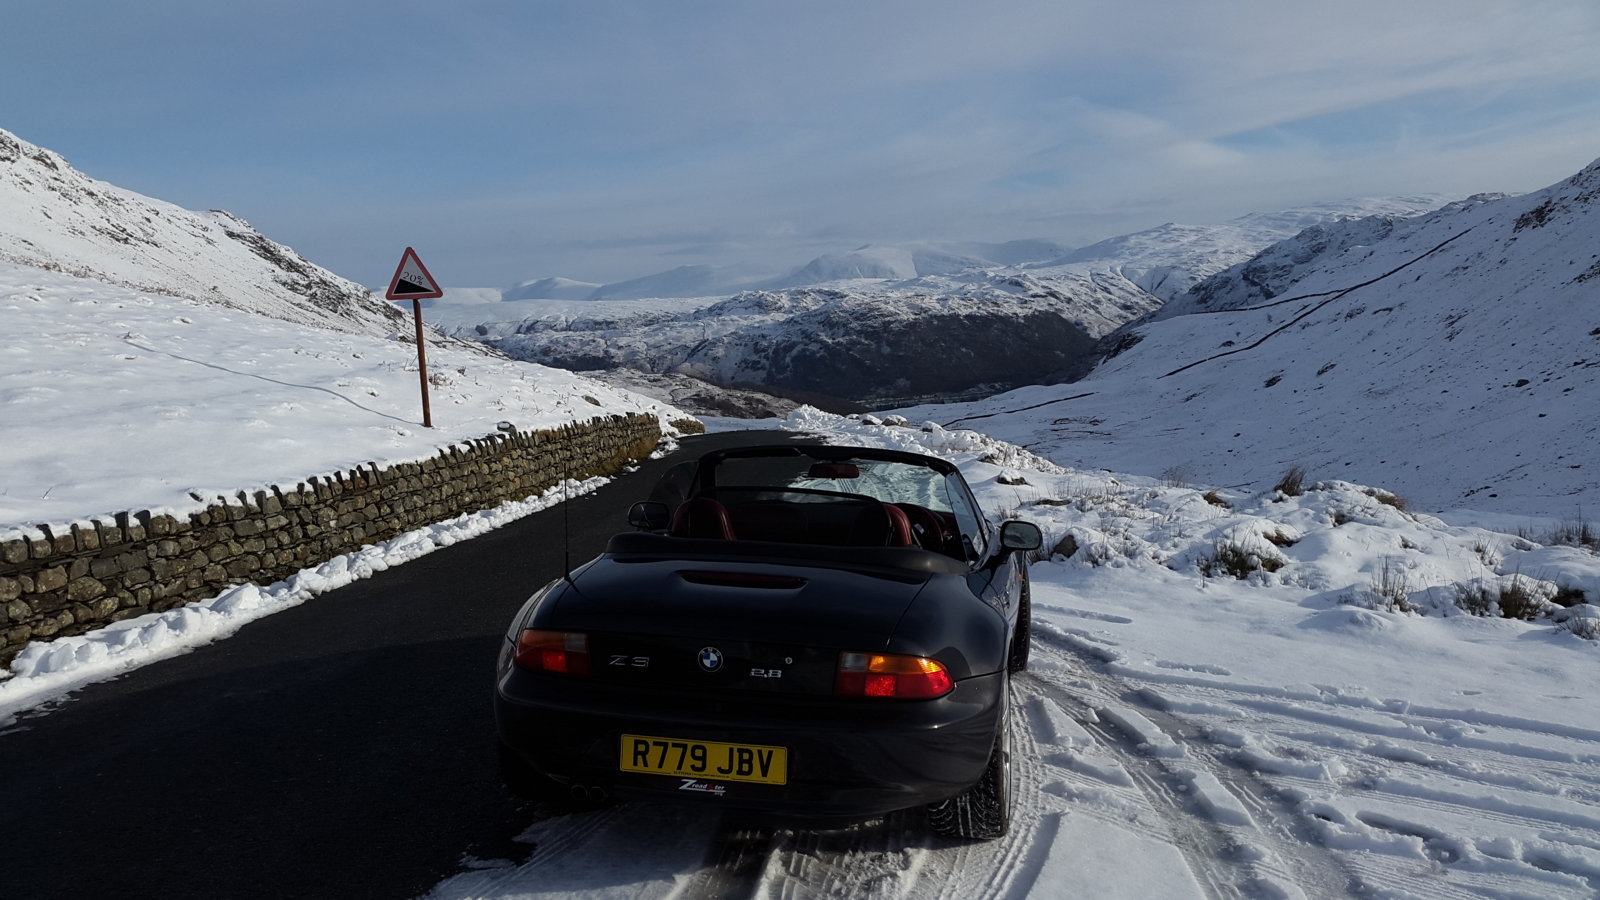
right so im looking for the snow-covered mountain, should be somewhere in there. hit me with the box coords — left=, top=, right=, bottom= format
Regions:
left=498, top=242, right=1075, bottom=301
left=451, top=197, right=1458, bottom=409
left=757, top=244, right=995, bottom=289
left=500, top=199, right=1449, bottom=304
left=458, top=270, right=1160, bottom=408
left=586, top=264, right=727, bottom=300
left=1158, top=194, right=1510, bottom=320
left=0, top=128, right=409, bottom=338
left=1038, top=196, right=1452, bottom=302
left=502, top=276, right=601, bottom=301
left=896, top=160, right=1600, bottom=517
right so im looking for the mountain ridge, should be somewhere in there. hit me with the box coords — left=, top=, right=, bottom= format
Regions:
left=892, top=158, right=1600, bottom=516
left=0, top=128, right=409, bottom=339
left=496, top=197, right=1453, bottom=302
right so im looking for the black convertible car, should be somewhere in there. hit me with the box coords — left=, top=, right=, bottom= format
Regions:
left=494, top=443, right=1042, bottom=839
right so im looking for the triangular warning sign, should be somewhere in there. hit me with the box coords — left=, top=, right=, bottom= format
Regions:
left=385, top=247, right=443, bottom=300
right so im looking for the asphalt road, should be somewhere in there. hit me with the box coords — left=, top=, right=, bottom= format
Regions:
left=0, top=429, right=806, bottom=900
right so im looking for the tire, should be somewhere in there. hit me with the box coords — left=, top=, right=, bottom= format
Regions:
left=1007, top=571, right=1032, bottom=674
left=927, top=680, right=1013, bottom=840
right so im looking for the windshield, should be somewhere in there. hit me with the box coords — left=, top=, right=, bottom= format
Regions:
left=706, top=450, right=988, bottom=560
left=713, top=455, right=956, bottom=512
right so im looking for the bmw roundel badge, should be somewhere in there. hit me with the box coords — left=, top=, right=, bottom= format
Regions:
left=698, top=647, right=724, bottom=673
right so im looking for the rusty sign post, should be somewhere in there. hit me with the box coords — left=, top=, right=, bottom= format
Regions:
left=384, top=246, right=444, bottom=428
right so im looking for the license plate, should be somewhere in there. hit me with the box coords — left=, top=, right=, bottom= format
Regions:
left=619, top=734, right=788, bottom=785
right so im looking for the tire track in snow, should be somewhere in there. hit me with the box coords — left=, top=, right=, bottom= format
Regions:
left=758, top=811, right=923, bottom=899
left=1033, top=625, right=1600, bottom=899
left=1120, top=676, right=1600, bottom=863
left=1027, top=636, right=1362, bottom=900
left=1020, top=673, right=1278, bottom=900
left=675, top=818, right=776, bottom=900
left=1090, top=660, right=1600, bottom=775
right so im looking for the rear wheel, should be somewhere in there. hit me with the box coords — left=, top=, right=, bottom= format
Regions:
left=927, top=682, right=1012, bottom=840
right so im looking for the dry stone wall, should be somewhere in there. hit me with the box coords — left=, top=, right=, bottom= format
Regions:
left=0, top=413, right=665, bottom=667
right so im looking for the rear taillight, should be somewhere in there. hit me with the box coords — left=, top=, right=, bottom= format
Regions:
left=514, top=630, right=591, bottom=676
left=835, top=652, right=953, bottom=699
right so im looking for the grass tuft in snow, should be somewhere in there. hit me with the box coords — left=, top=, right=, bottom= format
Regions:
left=1453, top=575, right=1556, bottom=621
left=1365, top=488, right=1410, bottom=512
left=1496, top=575, right=1543, bottom=621
left=1199, top=539, right=1285, bottom=580
left=1547, top=513, right=1598, bottom=553
left=1273, top=466, right=1307, bottom=497
left=1367, top=557, right=1416, bottom=614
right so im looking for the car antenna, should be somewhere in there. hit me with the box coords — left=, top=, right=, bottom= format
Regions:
left=562, top=450, right=575, bottom=585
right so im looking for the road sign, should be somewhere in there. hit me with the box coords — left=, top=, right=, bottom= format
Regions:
left=385, top=247, right=443, bottom=300
left=384, top=246, right=440, bottom=428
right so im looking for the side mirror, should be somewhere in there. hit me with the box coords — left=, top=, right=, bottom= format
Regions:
left=998, top=520, right=1043, bottom=551
left=628, top=501, right=671, bottom=532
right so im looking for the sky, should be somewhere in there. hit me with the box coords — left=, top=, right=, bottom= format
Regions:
left=4, top=0, right=1599, bottom=290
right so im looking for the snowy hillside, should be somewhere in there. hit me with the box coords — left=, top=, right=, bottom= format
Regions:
left=896, top=160, right=1600, bottom=518
left=587, top=264, right=725, bottom=300
left=446, top=271, right=1160, bottom=407
left=1162, top=194, right=1510, bottom=320
left=0, top=262, right=688, bottom=536
left=0, top=129, right=408, bottom=338
left=503, top=277, right=602, bottom=301
left=1040, top=196, right=1452, bottom=303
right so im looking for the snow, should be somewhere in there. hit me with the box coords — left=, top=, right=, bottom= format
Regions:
left=434, top=273, right=1159, bottom=406
left=4, top=131, right=1599, bottom=898
left=0, top=129, right=407, bottom=338
left=5, top=330, right=1599, bottom=896
left=418, top=411, right=1600, bottom=899
left=1041, top=195, right=1452, bottom=302
left=494, top=197, right=1452, bottom=307
left=0, top=263, right=686, bottom=538
left=895, top=163, right=1600, bottom=519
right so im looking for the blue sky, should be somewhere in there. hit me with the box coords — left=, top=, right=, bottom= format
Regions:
left=4, top=0, right=1598, bottom=290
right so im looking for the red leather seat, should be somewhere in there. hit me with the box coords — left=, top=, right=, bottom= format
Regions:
left=670, top=497, right=736, bottom=540
left=848, top=503, right=914, bottom=547
left=894, top=503, right=949, bottom=552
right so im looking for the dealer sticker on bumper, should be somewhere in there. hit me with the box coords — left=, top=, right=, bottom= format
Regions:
left=620, top=734, right=788, bottom=785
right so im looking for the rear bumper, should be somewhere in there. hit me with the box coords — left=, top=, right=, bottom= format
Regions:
left=494, top=666, right=1005, bottom=817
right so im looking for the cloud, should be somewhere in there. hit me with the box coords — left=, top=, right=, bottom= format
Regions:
left=4, top=0, right=1598, bottom=286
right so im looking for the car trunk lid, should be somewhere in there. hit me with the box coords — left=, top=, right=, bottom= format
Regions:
left=548, top=557, right=929, bottom=696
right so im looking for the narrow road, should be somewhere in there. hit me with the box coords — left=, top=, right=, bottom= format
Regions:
left=0, top=429, right=803, bottom=900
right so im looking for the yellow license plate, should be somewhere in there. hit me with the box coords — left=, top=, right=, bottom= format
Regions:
left=619, top=734, right=788, bottom=785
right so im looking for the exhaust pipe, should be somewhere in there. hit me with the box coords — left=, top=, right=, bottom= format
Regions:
left=568, top=783, right=609, bottom=802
